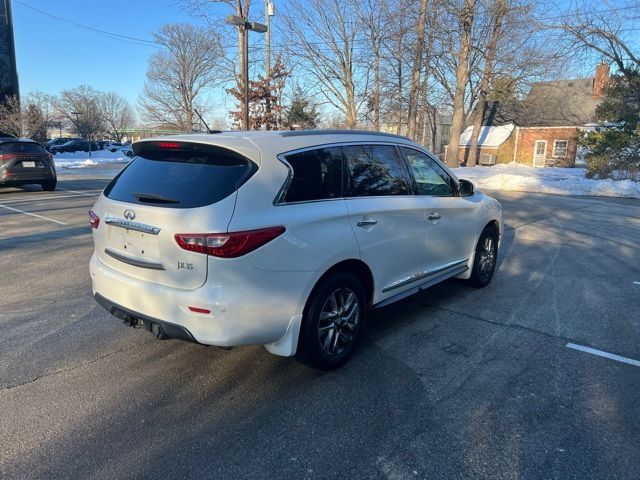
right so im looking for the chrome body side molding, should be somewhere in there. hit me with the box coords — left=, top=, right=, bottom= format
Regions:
left=381, top=259, right=469, bottom=293
left=104, top=248, right=166, bottom=270
left=375, top=263, right=469, bottom=308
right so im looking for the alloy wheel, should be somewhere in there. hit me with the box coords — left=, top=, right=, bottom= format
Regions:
left=478, top=236, right=496, bottom=281
left=317, top=287, right=360, bottom=356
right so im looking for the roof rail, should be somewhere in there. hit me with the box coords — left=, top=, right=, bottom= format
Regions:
left=279, top=129, right=411, bottom=140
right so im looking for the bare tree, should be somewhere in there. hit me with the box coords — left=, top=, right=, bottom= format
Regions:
left=359, top=0, right=390, bottom=131
left=0, top=96, right=22, bottom=137
left=25, top=91, right=57, bottom=140
left=466, top=0, right=507, bottom=166
left=550, top=0, right=640, bottom=81
left=377, top=0, right=414, bottom=135
left=445, top=0, right=476, bottom=167
left=57, top=85, right=105, bottom=140
left=416, top=0, right=440, bottom=145
left=407, top=0, right=429, bottom=139
left=282, top=0, right=366, bottom=128
left=99, top=92, right=135, bottom=141
left=0, top=92, right=60, bottom=141
left=139, top=23, right=225, bottom=131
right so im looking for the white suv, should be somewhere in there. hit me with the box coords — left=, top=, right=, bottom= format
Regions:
left=89, top=130, right=502, bottom=369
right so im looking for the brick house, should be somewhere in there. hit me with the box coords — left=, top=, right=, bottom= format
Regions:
left=458, top=63, right=610, bottom=167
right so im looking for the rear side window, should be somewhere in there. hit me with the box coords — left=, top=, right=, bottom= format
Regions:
left=283, top=147, right=343, bottom=203
left=103, top=142, right=256, bottom=209
left=0, top=142, right=46, bottom=154
left=344, top=144, right=411, bottom=197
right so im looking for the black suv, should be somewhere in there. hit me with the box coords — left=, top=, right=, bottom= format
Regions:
left=0, top=138, right=57, bottom=191
left=49, top=140, right=99, bottom=154
left=45, top=137, right=81, bottom=151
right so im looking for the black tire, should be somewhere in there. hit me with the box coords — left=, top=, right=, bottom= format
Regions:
left=465, top=226, right=498, bottom=288
left=296, top=272, right=366, bottom=370
left=41, top=180, right=56, bottom=192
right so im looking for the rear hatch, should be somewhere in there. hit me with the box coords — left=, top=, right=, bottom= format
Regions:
left=92, top=140, right=258, bottom=290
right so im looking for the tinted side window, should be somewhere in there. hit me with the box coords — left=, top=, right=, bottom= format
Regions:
left=283, top=147, right=343, bottom=203
left=401, top=147, right=454, bottom=197
left=344, top=145, right=411, bottom=197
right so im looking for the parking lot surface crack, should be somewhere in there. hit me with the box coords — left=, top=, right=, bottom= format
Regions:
left=415, top=301, right=576, bottom=343
left=507, top=203, right=602, bottom=231
left=2, top=339, right=153, bottom=391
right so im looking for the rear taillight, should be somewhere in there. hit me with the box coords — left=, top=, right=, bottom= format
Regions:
left=89, top=210, right=100, bottom=229
left=0, top=154, right=17, bottom=164
left=175, top=226, right=285, bottom=258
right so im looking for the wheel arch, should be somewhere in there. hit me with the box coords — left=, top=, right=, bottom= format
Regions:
left=305, top=259, right=375, bottom=314
left=264, top=258, right=374, bottom=358
left=485, top=219, right=501, bottom=240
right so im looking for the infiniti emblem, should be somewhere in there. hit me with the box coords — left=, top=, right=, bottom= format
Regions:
left=123, top=209, right=136, bottom=220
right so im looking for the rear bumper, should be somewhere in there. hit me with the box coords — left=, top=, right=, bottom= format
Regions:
left=94, top=292, right=199, bottom=343
left=1, top=171, right=56, bottom=186
left=90, top=251, right=314, bottom=352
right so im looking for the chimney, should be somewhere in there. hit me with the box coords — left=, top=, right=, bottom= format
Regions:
left=592, top=61, right=610, bottom=99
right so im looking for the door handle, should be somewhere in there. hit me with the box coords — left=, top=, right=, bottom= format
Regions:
left=356, top=220, right=378, bottom=227
left=427, top=213, right=441, bottom=221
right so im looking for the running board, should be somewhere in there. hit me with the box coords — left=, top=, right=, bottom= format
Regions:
left=374, top=265, right=468, bottom=309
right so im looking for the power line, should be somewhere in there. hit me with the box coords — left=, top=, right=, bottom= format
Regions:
left=13, top=0, right=160, bottom=48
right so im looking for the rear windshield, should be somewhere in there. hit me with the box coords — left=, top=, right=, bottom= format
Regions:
left=103, top=142, right=256, bottom=209
left=0, top=142, right=46, bottom=154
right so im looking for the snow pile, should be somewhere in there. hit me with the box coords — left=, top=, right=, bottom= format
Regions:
left=452, top=162, right=640, bottom=199
left=54, top=150, right=130, bottom=169
left=459, top=123, right=514, bottom=147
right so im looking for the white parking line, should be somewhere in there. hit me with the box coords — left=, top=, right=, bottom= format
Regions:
left=0, top=203, right=69, bottom=225
left=0, top=193, right=98, bottom=205
left=57, top=188, right=102, bottom=196
left=566, top=343, right=640, bottom=367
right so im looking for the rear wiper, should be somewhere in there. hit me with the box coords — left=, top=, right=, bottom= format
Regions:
left=132, top=192, right=180, bottom=204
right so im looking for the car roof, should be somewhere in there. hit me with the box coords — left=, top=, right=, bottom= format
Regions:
left=134, top=130, right=420, bottom=161
left=0, top=137, right=40, bottom=144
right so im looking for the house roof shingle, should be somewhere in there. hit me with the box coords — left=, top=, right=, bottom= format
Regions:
left=481, top=77, right=602, bottom=128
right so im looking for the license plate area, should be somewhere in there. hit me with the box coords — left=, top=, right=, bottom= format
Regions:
left=108, top=227, right=161, bottom=261
left=22, top=161, right=36, bottom=168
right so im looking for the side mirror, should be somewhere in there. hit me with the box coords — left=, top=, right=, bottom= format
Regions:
left=459, top=179, right=475, bottom=197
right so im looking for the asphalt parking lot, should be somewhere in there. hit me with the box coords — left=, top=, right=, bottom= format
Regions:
left=1, top=165, right=639, bottom=479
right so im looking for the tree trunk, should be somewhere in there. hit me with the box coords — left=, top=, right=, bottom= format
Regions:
left=407, top=0, right=428, bottom=140
left=373, top=41, right=380, bottom=131
left=445, top=0, right=475, bottom=168
left=467, top=0, right=506, bottom=167
left=347, top=83, right=358, bottom=128
left=416, top=0, right=438, bottom=145
left=396, top=30, right=404, bottom=135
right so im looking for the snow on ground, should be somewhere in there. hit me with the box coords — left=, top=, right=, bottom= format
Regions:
left=451, top=162, right=640, bottom=199
left=53, top=150, right=130, bottom=169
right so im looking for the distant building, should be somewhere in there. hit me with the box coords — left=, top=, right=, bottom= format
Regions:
left=0, top=0, right=19, bottom=103
left=458, top=62, right=610, bottom=167
left=430, top=111, right=451, bottom=158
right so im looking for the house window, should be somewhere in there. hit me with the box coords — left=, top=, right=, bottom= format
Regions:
left=553, top=140, right=568, bottom=158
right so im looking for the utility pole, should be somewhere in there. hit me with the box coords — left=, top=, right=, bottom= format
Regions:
left=226, top=15, right=268, bottom=131
left=265, top=0, right=274, bottom=77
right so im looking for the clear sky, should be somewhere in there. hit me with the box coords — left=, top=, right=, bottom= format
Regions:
left=12, top=0, right=224, bottom=112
